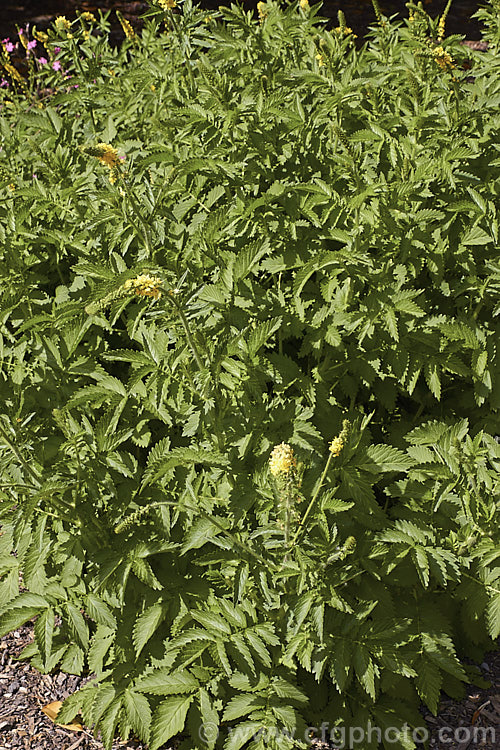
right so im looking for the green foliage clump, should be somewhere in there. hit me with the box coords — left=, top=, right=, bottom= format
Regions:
left=0, top=1, right=499, bottom=749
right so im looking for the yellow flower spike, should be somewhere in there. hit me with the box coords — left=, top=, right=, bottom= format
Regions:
left=315, top=53, right=324, bottom=67
left=437, top=17, right=445, bottom=41
left=432, top=45, right=455, bottom=72
left=334, top=26, right=356, bottom=38
left=122, top=274, right=163, bottom=300
left=329, top=436, right=344, bottom=457
left=437, top=0, right=452, bottom=41
left=117, top=11, right=136, bottom=40
left=329, top=420, right=350, bottom=457
left=257, top=1, right=267, bottom=21
left=269, top=443, right=297, bottom=478
left=84, top=143, right=121, bottom=169
left=3, top=63, right=27, bottom=93
left=157, top=0, right=177, bottom=9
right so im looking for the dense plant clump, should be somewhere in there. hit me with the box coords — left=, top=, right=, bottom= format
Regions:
left=0, top=1, right=499, bottom=748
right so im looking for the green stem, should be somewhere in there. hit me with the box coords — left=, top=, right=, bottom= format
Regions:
left=120, top=177, right=153, bottom=257
left=166, top=292, right=205, bottom=371
left=0, top=422, right=42, bottom=487
left=290, top=452, right=334, bottom=549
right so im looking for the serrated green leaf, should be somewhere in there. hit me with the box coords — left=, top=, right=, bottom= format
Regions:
left=60, top=643, right=85, bottom=675
left=150, top=694, right=193, bottom=750
left=86, top=594, right=117, bottom=628
left=88, top=626, right=114, bottom=676
left=34, top=607, right=54, bottom=667
left=0, top=594, right=48, bottom=637
left=487, top=593, right=500, bottom=640
left=123, top=689, right=152, bottom=743
left=133, top=602, right=166, bottom=657
left=222, top=693, right=264, bottom=721
left=135, top=668, right=200, bottom=695
left=66, top=601, right=89, bottom=650
left=415, top=659, right=442, bottom=715
left=359, top=444, right=413, bottom=473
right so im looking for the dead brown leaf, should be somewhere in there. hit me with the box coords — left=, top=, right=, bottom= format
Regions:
left=41, top=700, right=83, bottom=732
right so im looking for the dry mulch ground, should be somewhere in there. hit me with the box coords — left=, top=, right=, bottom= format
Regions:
left=0, top=623, right=498, bottom=750
left=0, top=625, right=150, bottom=750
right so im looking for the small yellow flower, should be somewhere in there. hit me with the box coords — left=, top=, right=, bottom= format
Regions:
left=299, top=0, right=309, bottom=9
left=8, top=183, right=15, bottom=192
left=269, top=443, right=297, bottom=477
left=34, top=31, right=49, bottom=43
left=315, top=53, right=324, bottom=67
left=88, top=143, right=121, bottom=169
left=329, top=420, right=350, bottom=457
left=54, top=16, right=71, bottom=31
left=80, top=11, right=96, bottom=23
left=157, top=0, right=177, bottom=9
left=66, top=32, right=74, bottom=39
left=329, top=436, right=344, bottom=457
left=334, top=25, right=356, bottom=38
left=150, top=84, right=156, bottom=91
left=432, top=45, right=455, bottom=71
left=83, top=30, right=90, bottom=40
left=257, top=1, right=267, bottom=20
left=123, top=274, right=163, bottom=300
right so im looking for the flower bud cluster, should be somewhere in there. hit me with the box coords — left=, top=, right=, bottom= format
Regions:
left=122, top=274, right=163, bottom=300
left=329, top=419, right=350, bottom=457
left=269, top=442, right=297, bottom=478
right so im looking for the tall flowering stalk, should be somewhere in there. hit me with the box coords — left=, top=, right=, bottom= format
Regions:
left=290, top=420, right=350, bottom=550
left=269, top=443, right=300, bottom=553
left=437, top=0, right=453, bottom=41
left=116, top=11, right=136, bottom=42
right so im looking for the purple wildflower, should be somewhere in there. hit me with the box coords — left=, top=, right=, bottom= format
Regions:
left=0, top=79, right=8, bottom=88
left=52, top=60, right=61, bottom=71
left=3, top=39, right=15, bottom=53
left=27, top=40, right=37, bottom=50
left=54, top=46, right=61, bottom=53
left=38, top=56, right=47, bottom=65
